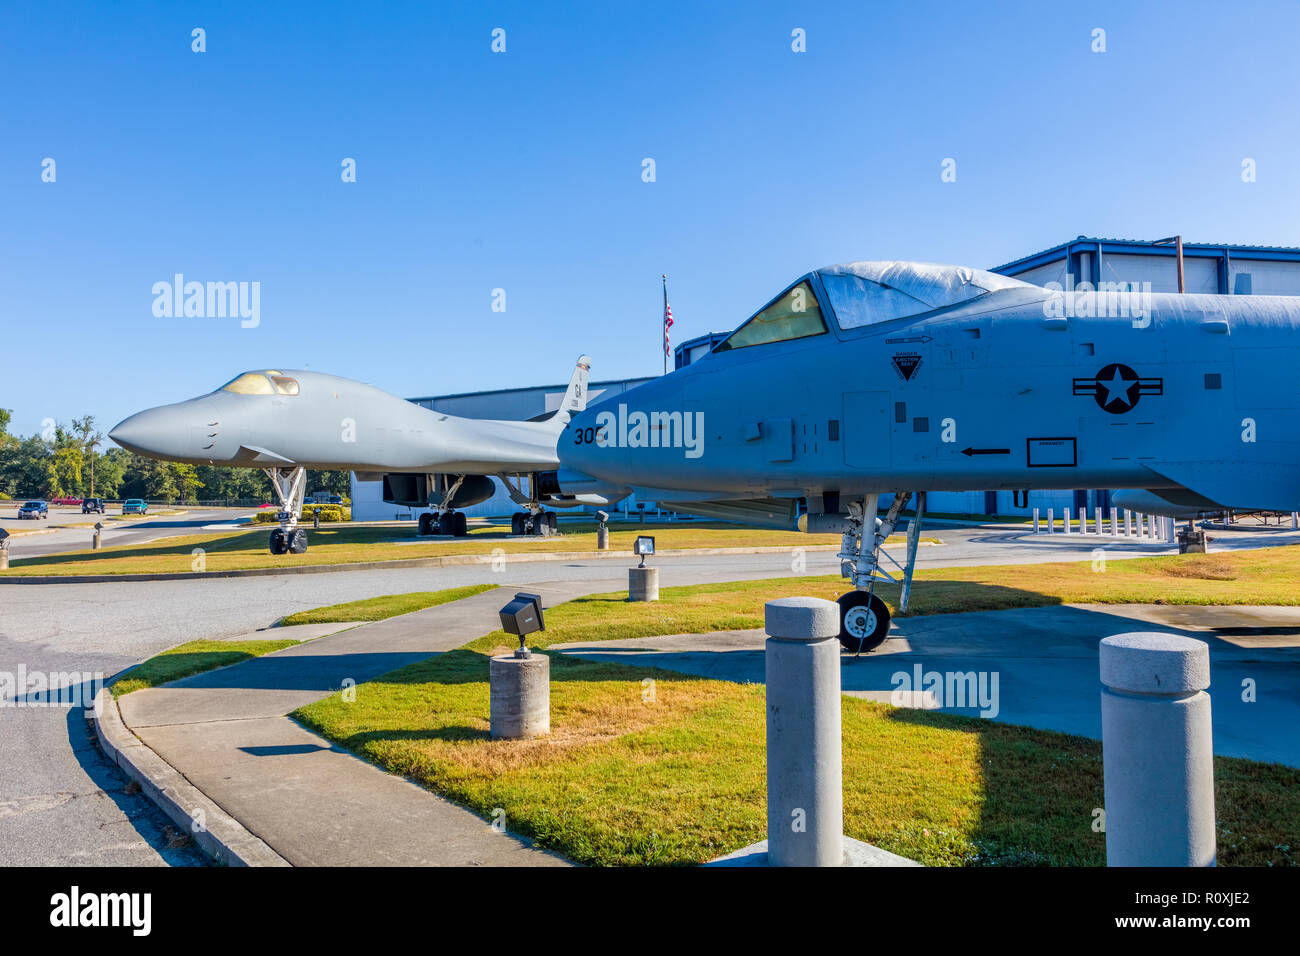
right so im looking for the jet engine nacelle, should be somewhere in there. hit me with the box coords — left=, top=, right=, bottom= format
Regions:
left=543, top=469, right=631, bottom=508
left=381, top=472, right=496, bottom=509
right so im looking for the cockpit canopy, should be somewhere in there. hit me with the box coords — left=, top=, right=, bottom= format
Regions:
left=219, top=370, right=300, bottom=396
left=715, top=261, right=1031, bottom=352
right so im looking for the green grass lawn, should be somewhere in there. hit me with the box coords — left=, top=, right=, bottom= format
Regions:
left=462, top=547, right=1300, bottom=653
left=278, top=583, right=497, bottom=626
left=3, top=521, right=863, bottom=577
left=295, top=648, right=1300, bottom=867
left=293, top=546, right=1300, bottom=866
left=111, top=639, right=302, bottom=697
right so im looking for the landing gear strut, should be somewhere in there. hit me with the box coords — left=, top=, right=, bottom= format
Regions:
left=265, top=466, right=308, bottom=556
left=418, top=509, right=468, bottom=537
left=416, top=475, right=470, bottom=538
left=835, top=490, right=926, bottom=653
left=499, top=472, right=558, bottom=537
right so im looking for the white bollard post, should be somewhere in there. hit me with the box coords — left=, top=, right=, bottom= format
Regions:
left=1100, top=633, right=1216, bottom=866
left=1064, top=507, right=1072, bottom=534
left=1095, top=505, right=1103, bottom=535
left=765, top=597, right=843, bottom=867
left=1109, top=507, right=1117, bottom=536
left=1292, top=512, right=1298, bottom=530
left=1124, top=510, right=1133, bottom=537
left=1033, top=508, right=1040, bottom=534
left=1047, top=508, right=1054, bottom=535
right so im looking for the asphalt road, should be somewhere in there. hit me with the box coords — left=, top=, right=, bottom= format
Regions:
left=0, top=506, right=254, bottom=560
left=2, top=519, right=1297, bottom=866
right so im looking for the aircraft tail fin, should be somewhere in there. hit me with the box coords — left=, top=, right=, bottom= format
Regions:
left=546, top=355, right=591, bottom=430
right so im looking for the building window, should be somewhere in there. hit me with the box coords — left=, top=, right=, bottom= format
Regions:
left=1205, top=373, right=1222, bottom=390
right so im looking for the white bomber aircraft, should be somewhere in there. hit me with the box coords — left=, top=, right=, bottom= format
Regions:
left=109, top=356, right=625, bottom=553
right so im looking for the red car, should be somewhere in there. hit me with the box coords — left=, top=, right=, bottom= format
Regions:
left=51, top=497, right=83, bottom=506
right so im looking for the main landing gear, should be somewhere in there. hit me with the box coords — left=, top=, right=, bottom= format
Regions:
left=265, top=466, right=309, bottom=556
left=417, top=510, right=469, bottom=537
left=498, top=472, right=558, bottom=537
left=835, top=490, right=926, bottom=654
left=510, top=510, right=557, bottom=536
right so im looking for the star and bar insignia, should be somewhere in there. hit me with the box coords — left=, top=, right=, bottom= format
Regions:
left=1073, top=363, right=1163, bottom=414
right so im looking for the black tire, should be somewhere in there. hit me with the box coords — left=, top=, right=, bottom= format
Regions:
left=837, top=591, right=891, bottom=653
left=417, top=513, right=434, bottom=536
left=269, top=529, right=286, bottom=555
left=545, top=511, right=558, bottom=533
left=511, top=513, right=523, bottom=536
left=289, top=529, right=308, bottom=554
left=451, top=511, right=468, bottom=537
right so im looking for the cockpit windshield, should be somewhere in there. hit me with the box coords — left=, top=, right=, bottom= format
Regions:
left=221, top=372, right=275, bottom=395
left=817, top=261, right=1028, bottom=329
left=714, top=281, right=827, bottom=352
left=220, top=371, right=299, bottom=396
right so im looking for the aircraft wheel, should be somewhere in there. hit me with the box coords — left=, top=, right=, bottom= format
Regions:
left=837, top=591, right=891, bottom=653
left=544, top=512, right=558, bottom=534
left=289, top=529, right=308, bottom=554
left=269, top=529, right=287, bottom=555
left=510, top=513, right=522, bottom=536
left=451, top=511, right=468, bottom=537
left=417, top=513, right=434, bottom=536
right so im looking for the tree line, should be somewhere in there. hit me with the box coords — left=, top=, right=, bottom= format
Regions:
left=0, top=410, right=351, bottom=503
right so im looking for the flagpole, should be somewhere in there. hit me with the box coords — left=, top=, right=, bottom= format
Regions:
left=662, top=273, right=669, bottom=375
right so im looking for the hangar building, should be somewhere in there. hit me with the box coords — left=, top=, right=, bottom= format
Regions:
left=351, top=237, right=1300, bottom=523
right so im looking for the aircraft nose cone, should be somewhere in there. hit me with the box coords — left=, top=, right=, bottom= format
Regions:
left=109, top=407, right=188, bottom=460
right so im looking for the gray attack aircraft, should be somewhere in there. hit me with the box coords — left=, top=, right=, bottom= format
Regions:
left=109, top=356, right=622, bottom=554
left=558, top=259, right=1300, bottom=651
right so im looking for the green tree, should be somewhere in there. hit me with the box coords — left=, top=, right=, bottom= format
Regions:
left=72, top=415, right=105, bottom=497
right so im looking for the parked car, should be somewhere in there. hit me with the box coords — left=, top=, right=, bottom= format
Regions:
left=82, top=497, right=106, bottom=514
left=121, top=499, right=148, bottom=515
left=51, top=496, right=83, bottom=506
left=18, top=500, right=48, bottom=519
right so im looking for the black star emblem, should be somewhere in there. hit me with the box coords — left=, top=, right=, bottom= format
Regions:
left=1072, top=363, right=1163, bottom=414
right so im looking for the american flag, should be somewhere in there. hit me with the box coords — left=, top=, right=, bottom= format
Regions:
left=663, top=300, right=674, bottom=356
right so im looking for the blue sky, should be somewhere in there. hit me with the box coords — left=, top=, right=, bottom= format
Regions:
left=4, top=0, right=1300, bottom=437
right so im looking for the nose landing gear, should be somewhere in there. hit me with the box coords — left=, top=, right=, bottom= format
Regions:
left=264, top=466, right=309, bottom=555
left=835, top=490, right=925, bottom=653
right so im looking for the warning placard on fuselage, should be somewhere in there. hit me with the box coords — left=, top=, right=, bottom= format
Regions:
left=1026, top=437, right=1077, bottom=467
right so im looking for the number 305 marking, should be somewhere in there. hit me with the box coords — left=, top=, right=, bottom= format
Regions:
left=573, top=427, right=597, bottom=445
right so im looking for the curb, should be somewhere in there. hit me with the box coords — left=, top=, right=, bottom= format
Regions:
left=91, top=687, right=290, bottom=867
left=0, top=542, right=870, bottom=584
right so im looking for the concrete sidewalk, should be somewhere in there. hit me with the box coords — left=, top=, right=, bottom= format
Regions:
left=551, top=603, right=1300, bottom=768
left=114, top=581, right=615, bottom=866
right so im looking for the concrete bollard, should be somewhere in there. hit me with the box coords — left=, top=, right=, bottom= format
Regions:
left=1124, top=510, right=1133, bottom=537
left=629, top=565, right=659, bottom=601
left=489, top=652, right=550, bottom=739
left=596, top=525, right=609, bottom=549
left=765, top=597, right=843, bottom=867
left=1292, top=512, right=1298, bottom=530
left=1095, top=505, right=1103, bottom=535
left=1033, top=508, right=1039, bottom=534
left=1100, top=632, right=1216, bottom=867
left=1064, top=507, right=1072, bottom=534
left=92, top=529, right=102, bottom=549
left=1047, top=508, right=1054, bottom=534
left=0, top=542, right=8, bottom=570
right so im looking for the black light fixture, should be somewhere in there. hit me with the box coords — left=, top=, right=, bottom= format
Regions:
left=498, top=591, right=545, bottom=657
left=633, top=534, right=655, bottom=568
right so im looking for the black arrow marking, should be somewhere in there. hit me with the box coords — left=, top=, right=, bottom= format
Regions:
left=961, top=447, right=1011, bottom=456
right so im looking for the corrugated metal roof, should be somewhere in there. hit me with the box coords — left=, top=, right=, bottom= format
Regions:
left=993, top=236, right=1300, bottom=273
